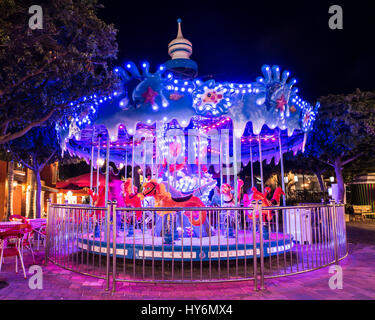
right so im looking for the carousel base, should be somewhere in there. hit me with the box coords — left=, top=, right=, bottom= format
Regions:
left=77, top=230, right=293, bottom=261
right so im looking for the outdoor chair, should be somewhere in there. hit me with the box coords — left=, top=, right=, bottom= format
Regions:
left=0, top=229, right=27, bottom=278
left=9, top=214, right=28, bottom=224
left=8, top=220, right=35, bottom=264
left=36, top=223, right=47, bottom=250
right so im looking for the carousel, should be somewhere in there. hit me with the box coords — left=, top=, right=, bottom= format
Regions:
left=55, top=19, right=320, bottom=263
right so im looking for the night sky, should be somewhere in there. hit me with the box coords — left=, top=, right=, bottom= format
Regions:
left=98, top=0, right=375, bottom=102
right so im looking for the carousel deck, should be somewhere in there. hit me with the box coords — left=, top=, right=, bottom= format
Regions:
left=77, top=230, right=293, bottom=261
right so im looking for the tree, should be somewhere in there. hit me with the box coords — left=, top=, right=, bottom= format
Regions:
left=0, top=0, right=119, bottom=144
left=306, top=89, right=375, bottom=202
left=8, top=126, right=59, bottom=218
left=285, top=151, right=333, bottom=191
left=343, top=155, right=375, bottom=184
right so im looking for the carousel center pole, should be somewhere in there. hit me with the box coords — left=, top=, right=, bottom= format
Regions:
left=225, top=130, right=230, bottom=186
left=142, top=137, right=146, bottom=186
left=173, top=134, right=177, bottom=188
left=198, top=130, right=201, bottom=189
left=96, top=135, right=101, bottom=192
left=151, top=134, right=154, bottom=180
left=104, top=132, right=110, bottom=205
left=258, top=134, right=264, bottom=193
left=124, top=149, right=128, bottom=180
left=89, top=130, right=95, bottom=206
left=155, top=132, right=159, bottom=180
left=233, top=130, right=239, bottom=206
left=278, top=129, right=286, bottom=206
left=131, top=135, right=135, bottom=193
left=220, top=131, right=223, bottom=206
left=250, top=136, right=254, bottom=188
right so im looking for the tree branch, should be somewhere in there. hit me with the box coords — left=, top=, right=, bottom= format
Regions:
left=18, top=158, right=33, bottom=171
left=317, top=158, right=335, bottom=168
left=0, top=67, right=47, bottom=98
left=8, top=149, right=33, bottom=171
left=341, top=153, right=364, bottom=166
left=0, top=120, right=10, bottom=135
left=39, top=151, right=56, bottom=172
left=0, top=101, right=70, bottom=144
left=0, top=109, right=55, bottom=144
left=0, top=52, right=66, bottom=98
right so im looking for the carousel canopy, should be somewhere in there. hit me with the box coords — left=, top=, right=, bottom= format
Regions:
left=57, top=19, right=319, bottom=169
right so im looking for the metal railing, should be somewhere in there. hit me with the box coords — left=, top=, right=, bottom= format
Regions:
left=45, top=200, right=347, bottom=291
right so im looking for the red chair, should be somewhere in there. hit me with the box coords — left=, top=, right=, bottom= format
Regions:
left=9, top=216, right=35, bottom=263
left=9, top=214, right=28, bottom=224
left=0, top=228, right=27, bottom=278
left=36, top=223, right=47, bottom=250
left=18, top=223, right=35, bottom=264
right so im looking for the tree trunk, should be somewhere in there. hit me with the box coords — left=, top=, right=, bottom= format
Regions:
left=6, top=160, right=14, bottom=220
left=315, top=171, right=326, bottom=192
left=35, top=169, right=42, bottom=219
left=334, top=159, right=345, bottom=203
left=28, top=170, right=36, bottom=218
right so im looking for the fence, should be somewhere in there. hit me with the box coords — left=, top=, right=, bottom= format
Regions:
left=45, top=201, right=347, bottom=291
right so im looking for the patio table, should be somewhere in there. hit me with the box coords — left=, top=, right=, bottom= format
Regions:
left=26, top=218, right=46, bottom=230
left=26, top=218, right=47, bottom=249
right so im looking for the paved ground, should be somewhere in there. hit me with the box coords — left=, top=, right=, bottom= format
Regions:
left=0, top=221, right=374, bottom=300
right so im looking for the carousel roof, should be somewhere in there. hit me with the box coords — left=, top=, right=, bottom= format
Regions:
left=57, top=19, right=319, bottom=168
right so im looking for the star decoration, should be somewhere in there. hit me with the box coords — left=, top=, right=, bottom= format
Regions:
left=142, top=86, right=158, bottom=105
left=303, top=113, right=310, bottom=124
left=276, top=95, right=287, bottom=111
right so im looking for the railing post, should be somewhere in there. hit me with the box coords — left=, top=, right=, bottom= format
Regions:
left=258, top=200, right=265, bottom=290
left=339, top=201, right=348, bottom=255
left=330, top=200, right=339, bottom=265
left=105, top=201, right=112, bottom=291
left=112, top=200, right=117, bottom=293
left=44, top=199, right=51, bottom=266
left=251, top=200, right=258, bottom=291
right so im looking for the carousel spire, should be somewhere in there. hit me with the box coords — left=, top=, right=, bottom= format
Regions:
left=168, top=18, right=193, bottom=60
left=176, top=18, right=183, bottom=38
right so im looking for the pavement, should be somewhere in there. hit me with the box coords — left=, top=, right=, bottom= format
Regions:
left=0, top=221, right=374, bottom=300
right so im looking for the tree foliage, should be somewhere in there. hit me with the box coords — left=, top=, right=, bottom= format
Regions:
left=8, top=125, right=60, bottom=217
left=0, top=0, right=119, bottom=144
left=304, top=89, right=375, bottom=201
left=8, top=126, right=59, bottom=165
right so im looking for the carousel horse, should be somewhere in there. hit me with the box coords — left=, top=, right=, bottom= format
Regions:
left=88, top=185, right=106, bottom=207
left=210, top=186, right=222, bottom=207
left=87, top=185, right=107, bottom=236
left=220, top=179, right=244, bottom=206
left=110, top=179, right=126, bottom=207
left=121, top=178, right=143, bottom=221
left=244, top=186, right=285, bottom=240
left=87, top=171, right=126, bottom=208
left=247, top=186, right=285, bottom=220
left=142, top=180, right=207, bottom=227
left=219, top=179, right=244, bottom=236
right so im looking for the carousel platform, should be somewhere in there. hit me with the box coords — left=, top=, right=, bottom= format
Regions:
left=77, top=230, right=293, bottom=261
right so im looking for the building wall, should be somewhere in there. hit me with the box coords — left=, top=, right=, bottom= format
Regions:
left=350, top=183, right=375, bottom=211
left=0, top=161, right=7, bottom=221
left=41, top=164, right=53, bottom=186
left=0, top=160, right=58, bottom=220
left=13, top=184, right=23, bottom=215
